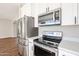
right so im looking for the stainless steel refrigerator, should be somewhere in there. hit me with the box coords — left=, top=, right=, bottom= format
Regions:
left=16, top=15, right=38, bottom=56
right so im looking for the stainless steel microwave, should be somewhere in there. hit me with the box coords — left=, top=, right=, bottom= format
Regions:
left=38, top=8, right=61, bottom=26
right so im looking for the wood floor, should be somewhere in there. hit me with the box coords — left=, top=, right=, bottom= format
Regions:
left=0, top=37, right=19, bottom=56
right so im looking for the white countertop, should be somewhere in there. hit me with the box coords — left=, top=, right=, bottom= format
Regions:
left=59, top=40, right=79, bottom=55
left=27, top=36, right=40, bottom=42
left=27, top=36, right=40, bottom=40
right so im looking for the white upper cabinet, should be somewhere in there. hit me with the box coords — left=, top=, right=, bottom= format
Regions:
left=31, top=3, right=79, bottom=27
left=37, top=3, right=47, bottom=15
left=37, top=3, right=61, bottom=15
left=72, top=3, right=77, bottom=24
left=77, top=3, right=79, bottom=24
left=46, top=3, right=61, bottom=11
left=34, top=3, right=77, bottom=26
left=31, top=3, right=39, bottom=27
left=61, top=3, right=77, bottom=25
left=20, top=4, right=32, bottom=17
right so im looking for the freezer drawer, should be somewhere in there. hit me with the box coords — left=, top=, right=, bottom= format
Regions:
left=18, top=44, right=23, bottom=56
left=18, top=43, right=29, bottom=56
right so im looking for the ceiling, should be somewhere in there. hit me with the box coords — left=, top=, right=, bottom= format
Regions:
left=0, top=3, right=23, bottom=20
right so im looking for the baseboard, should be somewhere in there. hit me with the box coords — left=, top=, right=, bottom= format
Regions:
left=0, top=37, right=17, bottom=40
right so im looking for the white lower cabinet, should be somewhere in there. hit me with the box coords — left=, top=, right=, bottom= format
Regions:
left=23, top=45, right=29, bottom=56
left=29, top=42, right=34, bottom=56
left=28, top=37, right=39, bottom=56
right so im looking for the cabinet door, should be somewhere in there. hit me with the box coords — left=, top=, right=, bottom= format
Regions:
left=47, top=3, right=61, bottom=11
left=77, top=3, right=79, bottom=24
left=29, top=42, right=34, bottom=56
left=20, top=4, right=32, bottom=17
left=31, top=3, right=39, bottom=27
left=72, top=3, right=77, bottom=24
left=38, top=3, right=47, bottom=14
left=61, top=3, right=77, bottom=25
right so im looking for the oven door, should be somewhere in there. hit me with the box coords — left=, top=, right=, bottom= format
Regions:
left=34, top=44, right=56, bottom=56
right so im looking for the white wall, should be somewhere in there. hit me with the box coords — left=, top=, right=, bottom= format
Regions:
left=0, top=19, right=14, bottom=38
left=12, top=20, right=18, bottom=37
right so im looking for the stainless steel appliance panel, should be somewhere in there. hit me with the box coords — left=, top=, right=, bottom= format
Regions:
left=17, top=16, right=35, bottom=39
left=24, top=16, right=34, bottom=38
left=17, top=16, right=36, bottom=56
left=17, top=19, right=22, bottom=38
left=34, top=42, right=58, bottom=56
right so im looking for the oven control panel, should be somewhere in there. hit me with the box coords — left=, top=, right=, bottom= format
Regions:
left=43, top=31, right=62, bottom=37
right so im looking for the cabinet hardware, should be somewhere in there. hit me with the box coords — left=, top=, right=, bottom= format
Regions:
left=47, top=7, right=49, bottom=12
left=62, top=55, right=65, bottom=56
left=46, top=7, right=49, bottom=12
left=75, top=16, right=77, bottom=24
left=46, top=8, right=48, bottom=12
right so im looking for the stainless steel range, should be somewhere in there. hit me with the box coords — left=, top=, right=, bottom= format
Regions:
left=34, top=31, right=62, bottom=56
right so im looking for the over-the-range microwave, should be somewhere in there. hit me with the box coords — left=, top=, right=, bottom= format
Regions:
left=38, top=8, right=61, bottom=26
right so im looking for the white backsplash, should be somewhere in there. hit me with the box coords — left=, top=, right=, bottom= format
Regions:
left=39, top=25, right=79, bottom=42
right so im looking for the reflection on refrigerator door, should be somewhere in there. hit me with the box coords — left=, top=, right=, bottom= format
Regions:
left=17, top=19, right=22, bottom=38
left=18, top=39, right=29, bottom=56
left=18, top=38, right=24, bottom=56
left=21, top=18, right=25, bottom=39
left=16, top=16, right=37, bottom=56
left=18, top=43, right=23, bottom=56
left=18, top=38, right=25, bottom=45
left=18, top=39, right=29, bottom=47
